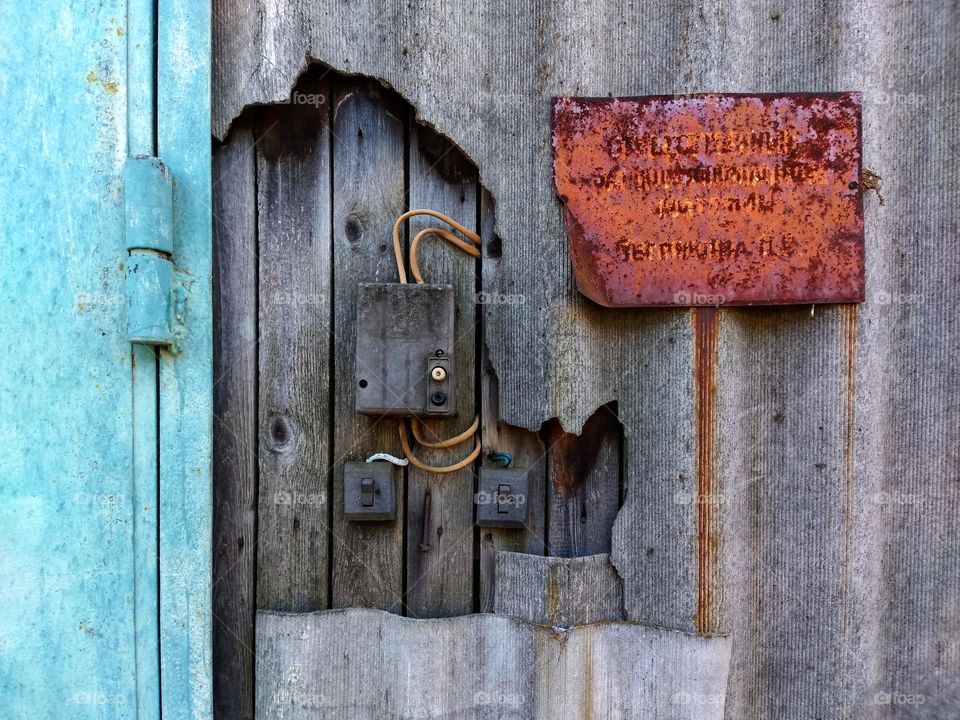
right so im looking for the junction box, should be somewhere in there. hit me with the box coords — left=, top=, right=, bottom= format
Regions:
left=355, top=283, right=456, bottom=417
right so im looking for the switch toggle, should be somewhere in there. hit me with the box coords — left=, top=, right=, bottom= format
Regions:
left=360, top=478, right=376, bottom=507
left=497, top=485, right=514, bottom=514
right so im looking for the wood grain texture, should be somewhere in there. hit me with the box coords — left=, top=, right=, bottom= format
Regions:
left=404, top=128, right=478, bottom=617
left=256, top=608, right=732, bottom=720
left=213, top=0, right=699, bottom=633
left=255, top=76, right=332, bottom=611
left=478, top=187, right=547, bottom=612
left=493, top=552, right=623, bottom=626
left=213, top=126, right=258, bottom=720
left=544, top=404, right=620, bottom=557
left=213, top=1, right=960, bottom=717
left=329, top=80, right=407, bottom=611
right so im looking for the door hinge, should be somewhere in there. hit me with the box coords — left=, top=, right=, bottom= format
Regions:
left=124, top=155, right=185, bottom=350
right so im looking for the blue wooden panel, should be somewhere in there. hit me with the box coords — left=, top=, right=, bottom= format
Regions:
left=157, top=0, right=213, bottom=717
left=0, top=3, right=137, bottom=718
left=127, top=2, right=162, bottom=718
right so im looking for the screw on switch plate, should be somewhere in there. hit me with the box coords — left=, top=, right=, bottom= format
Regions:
left=476, top=467, right=528, bottom=528
left=344, top=461, right=396, bottom=522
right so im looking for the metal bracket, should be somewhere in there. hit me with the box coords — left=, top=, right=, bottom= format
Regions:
left=124, top=155, right=186, bottom=349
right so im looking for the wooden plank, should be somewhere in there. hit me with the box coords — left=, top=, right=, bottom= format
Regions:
left=544, top=403, right=620, bottom=557
left=403, top=128, right=478, bottom=617
left=255, top=74, right=332, bottom=611
left=256, top=608, right=732, bottom=719
left=493, top=552, right=623, bottom=626
left=212, top=125, right=257, bottom=720
left=128, top=3, right=160, bottom=718
left=156, top=0, right=213, bottom=714
left=478, top=188, right=547, bottom=612
left=329, top=79, right=407, bottom=611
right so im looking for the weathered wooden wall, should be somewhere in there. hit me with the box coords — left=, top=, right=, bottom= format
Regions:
left=213, top=1, right=959, bottom=718
left=212, top=68, right=629, bottom=718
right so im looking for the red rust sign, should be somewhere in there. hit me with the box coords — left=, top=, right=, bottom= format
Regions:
left=552, top=93, right=864, bottom=306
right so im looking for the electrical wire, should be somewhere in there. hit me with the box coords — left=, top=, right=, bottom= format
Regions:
left=399, top=419, right=482, bottom=473
left=411, top=415, right=479, bottom=448
left=382, top=208, right=484, bottom=472
left=410, top=228, right=480, bottom=284
left=392, top=208, right=481, bottom=284
left=365, top=452, right=409, bottom=466
left=486, top=452, right=512, bottom=469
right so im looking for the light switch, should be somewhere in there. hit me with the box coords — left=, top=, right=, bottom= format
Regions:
left=344, top=461, right=396, bottom=522
left=476, top=467, right=528, bottom=528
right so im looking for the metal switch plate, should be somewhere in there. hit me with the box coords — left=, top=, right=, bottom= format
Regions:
left=355, top=283, right=456, bottom=417
left=476, top=467, right=528, bottom=528
left=344, top=461, right=396, bottom=522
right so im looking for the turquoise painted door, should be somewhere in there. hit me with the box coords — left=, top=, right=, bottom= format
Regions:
left=0, top=2, right=211, bottom=718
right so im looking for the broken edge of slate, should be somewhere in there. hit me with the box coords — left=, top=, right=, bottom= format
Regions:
left=256, top=605, right=732, bottom=719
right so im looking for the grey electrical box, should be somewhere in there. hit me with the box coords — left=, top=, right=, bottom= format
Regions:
left=343, top=461, right=396, bottom=521
left=355, top=283, right=456, bottom=417
left=476, top=467, right=528, bottom=528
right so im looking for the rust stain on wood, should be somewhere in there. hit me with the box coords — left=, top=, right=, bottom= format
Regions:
left=694, top=307, right=718, bottom=634
left=581, top=631, right=594, bottom=720
left=553, top=93, right=864, bottom=307
left=545, top=403, right=619, bottom=497
left=840, top=305, right=858, bottom=690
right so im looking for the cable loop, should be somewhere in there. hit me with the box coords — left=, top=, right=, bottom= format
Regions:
left=486, top=452, right=512, bottom=468
left=411, top=415, right=479, bottom=448
left=399, top=419, right=481, bottom=473
left=393, top=209, right=481, bottom=284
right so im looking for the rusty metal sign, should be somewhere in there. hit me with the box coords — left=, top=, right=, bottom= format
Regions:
left=552, top=93, right=864, bottom=306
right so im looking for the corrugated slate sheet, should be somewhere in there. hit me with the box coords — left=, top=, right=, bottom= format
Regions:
left=256, top=608, right=731, bottom=719
left=213, top=1, right=959, bottom=717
